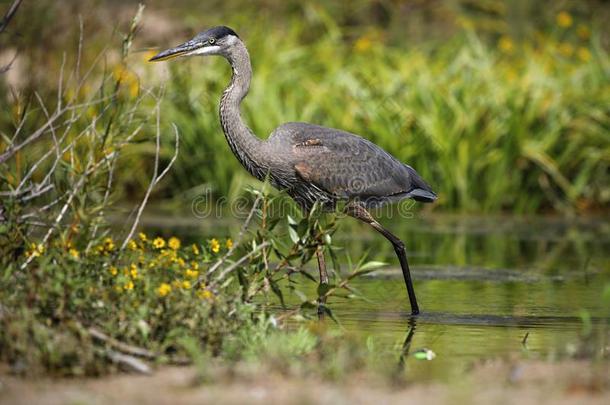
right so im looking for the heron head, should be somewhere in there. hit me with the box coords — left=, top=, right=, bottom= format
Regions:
left=149, top=26, right=240, bottom=62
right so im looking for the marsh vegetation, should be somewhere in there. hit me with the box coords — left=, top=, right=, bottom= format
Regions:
left=0, top=1, right=609, bottom=402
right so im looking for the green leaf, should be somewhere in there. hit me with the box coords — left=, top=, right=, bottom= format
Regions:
left=299, top=271, right=317, bottom=283
left=269, top=278, right=286, bottom=308
left=294, top=289, right=307, bottom=302
left=288, top=226, right=300, bottom=244
left=300, top=301, right=317, bottom=310
left=287, top=215, right=297, bottom=226
left=297, top=218, right=309, bottom=238
left=358, top=261, right=387, bottom=271
left=317, top=283, right=335, bottom=297
left=323, top=233, right=332, bottom=245
left=321, top=305, right=339, bottom=324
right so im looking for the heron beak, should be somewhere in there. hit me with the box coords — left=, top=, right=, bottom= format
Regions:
left=149, top=40, right=200, bottom=62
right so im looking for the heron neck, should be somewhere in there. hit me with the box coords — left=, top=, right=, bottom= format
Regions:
left=219, top=41, right=266, bottom=180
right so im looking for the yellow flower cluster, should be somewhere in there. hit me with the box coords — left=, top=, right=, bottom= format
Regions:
left=197, top=288, right=214, bottom=301
left=25, top=243, right=45, bottom=258
left=93, top=237, right=116, bottom=255
left=104, top=237, right=115, bottom=251
left=192, top=244, right=200, bottom=255
left=89, top=233, right=234, bottom=301
left=129, top=264, right=139, bottom=279
left=210, top=238, right=220, bottom=253
left=168, top=237, right=181, bottom=250
left=577, top=47, right=591, bottom=62
left=69, top=248, right=80, bottom=259
left=153, top=237, right=165, bottom=249
left=112, top=64, right=139, bottom=98
left=556, top=11, right=573, bottom=28
left=172, top=279, right=192, bottom=289
left=498, top=36, right=514, bottom=54
left=156, top=283, right=171, bottom=297
left=185, top=268, right=199, bottom=279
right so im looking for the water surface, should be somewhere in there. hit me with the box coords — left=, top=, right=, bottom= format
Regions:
left=143, top=213, right=610, bottom=381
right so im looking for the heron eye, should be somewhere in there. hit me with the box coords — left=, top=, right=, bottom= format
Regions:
left=209, top=38, right=216, bottom=44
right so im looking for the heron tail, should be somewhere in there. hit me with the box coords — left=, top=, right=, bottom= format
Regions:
left=404, top=165, right=437, bottom=203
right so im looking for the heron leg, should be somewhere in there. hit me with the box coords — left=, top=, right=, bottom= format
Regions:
left=346, top=203, right=420, bottom=315
left=316, top=246, right=328, bottom=317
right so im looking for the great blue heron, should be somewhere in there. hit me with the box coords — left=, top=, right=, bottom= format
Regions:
left=150, top=26, right=436, bottom=315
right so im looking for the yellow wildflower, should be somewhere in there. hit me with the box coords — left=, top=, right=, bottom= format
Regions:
left=185, top=269, right=199, bottom=279
left=69, top=248, right=80, bottom=259
left=130, top=264, right=139, bottom=279
left=127, top=239, right=138, bottom=251
left=197, top=289, right=214, bottom=301
left=26, top=243, right=45, bottom=258
left=558, top=43, right=574, bottom=57
left=210, top=238, right=220, bottom=253
left=168, top=237, right=181, bottom=250
left=112, top=64, right=139, bottom=98
left=34, top=243, right=45, bottom=255
left=354, top=36, right=372, bottom=53
left=181, top=280, right=191, bottom=289
left=153, top=237, right=166, bottom=249
left=191, top=261, right=199, bottom=270
left=498, top=36, right=514, bottom=54
left=156, top=283, right=171, bottom=297
left=191, top=244, right=200, bottom=255
left=225, top=238, right=233, bottom=249
left=109, top=266, right=118, bottom=276
left=103, top=237, right=115, bottom=251
left=577, top=47, right=591, bottom=62
left=556, top=11, right=573, bottom=28
left=577, top=25, right=590, bottom=40
left=123, top=281, right=134, bottom=291
left=138, top=232, right=148, bottom=242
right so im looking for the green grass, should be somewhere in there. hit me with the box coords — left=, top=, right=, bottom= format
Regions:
left=2, top=2, right=609, bottom=213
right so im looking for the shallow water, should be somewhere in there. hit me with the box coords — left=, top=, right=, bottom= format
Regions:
left=143, top=213, right=610, bottom=381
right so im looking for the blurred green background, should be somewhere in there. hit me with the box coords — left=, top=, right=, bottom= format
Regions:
left=1, top=0, right=609, bottom=214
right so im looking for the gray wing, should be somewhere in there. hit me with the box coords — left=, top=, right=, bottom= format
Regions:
left=272, top=122, right=436, bottom=204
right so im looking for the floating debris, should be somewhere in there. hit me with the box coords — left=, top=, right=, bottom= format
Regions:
left=413, top=348, right=436, bottom=361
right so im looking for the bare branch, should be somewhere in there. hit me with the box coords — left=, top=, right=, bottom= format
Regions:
left=20, top=150, right=118, bottom=269
left=105, top=350, right=151, bottom=374
left=88, top=327, right=157, bottom=359
left=201, top=193, right=263, bottom=284
left=120, top=101, right=179, bottom=250
left=86, top=157, right=117, bottom=253
left=0, top=51, right=17, bottom=74
left=213, top=241, right=270, bottom=285
left=0, top=0, right=22, bottom=34
left=0, top=108, right=65, bottom=165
